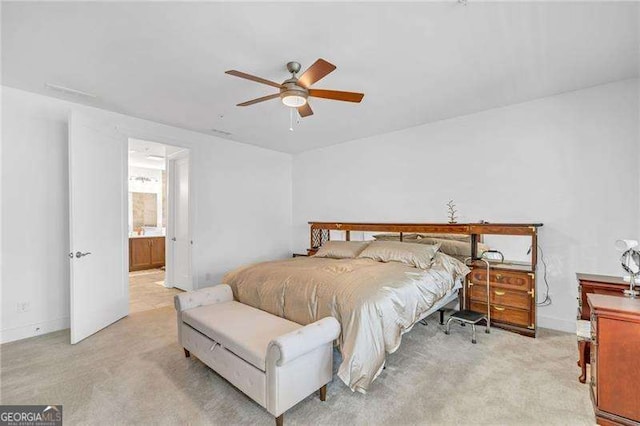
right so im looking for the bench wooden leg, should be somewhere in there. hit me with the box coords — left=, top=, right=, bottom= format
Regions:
left=319, top=384, right=327, bottom=402
left=578, top=340, right=588, bottom=383
left=275, top=414, right=283, bottom=426
left=184, top=348, right=190, bottom=358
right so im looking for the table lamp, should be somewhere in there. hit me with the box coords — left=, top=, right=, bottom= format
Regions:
left=615, top=239, right=640, bottom=298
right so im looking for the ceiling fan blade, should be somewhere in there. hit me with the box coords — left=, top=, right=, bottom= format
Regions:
left=308, top=89, right=364, bottom=103
left=237, top=93, right=280, bottom=106
left=225, top=70, right=282, bottom=89
left=297, top=103, right=314, bottom=118
left=297, top=59, right=337, bottom=88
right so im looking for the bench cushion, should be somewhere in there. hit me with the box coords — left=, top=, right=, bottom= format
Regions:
left=576, top=319, right=591, bottom=340
left=182, top=301, right=301, bottom=371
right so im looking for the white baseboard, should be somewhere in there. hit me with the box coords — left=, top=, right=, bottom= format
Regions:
left=0, top=317, right=69, bottom=344
left=537, top=314, right=575, bottom=333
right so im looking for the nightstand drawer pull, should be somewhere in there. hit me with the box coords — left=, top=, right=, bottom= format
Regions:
left=494, top=290, right=506, bottom=296
left=494, top=306, right=506, bottom=311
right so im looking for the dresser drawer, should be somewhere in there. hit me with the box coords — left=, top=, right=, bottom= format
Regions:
left=470, top=301, right=530, bottom=328
left=468, top=284, right=531, bottom=310
left=469, top=268, right=533, bottom=291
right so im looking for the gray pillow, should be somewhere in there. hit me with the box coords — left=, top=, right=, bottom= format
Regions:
left=414, top=237, right=489, bottom=260
left=357, top=241, right=440, bottom=269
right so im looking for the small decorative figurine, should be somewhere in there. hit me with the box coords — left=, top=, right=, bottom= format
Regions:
left=446, top=200, right=458, bottom=224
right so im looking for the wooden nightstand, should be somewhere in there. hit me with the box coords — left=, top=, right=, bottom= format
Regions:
left=293, top=248, right=318, bottom=257
left=465, top=264, right=536, bottom=337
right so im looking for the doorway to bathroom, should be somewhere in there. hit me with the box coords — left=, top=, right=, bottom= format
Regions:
left=128, top=138, right=192, bottom=314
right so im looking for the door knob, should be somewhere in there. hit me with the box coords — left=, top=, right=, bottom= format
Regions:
left=171, top=237, right=176, bottom=241
left=75, top=251, right=92, bottom=258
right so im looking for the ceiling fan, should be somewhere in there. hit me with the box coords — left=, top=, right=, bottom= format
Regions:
left=225, top=59, right=364, bottom=118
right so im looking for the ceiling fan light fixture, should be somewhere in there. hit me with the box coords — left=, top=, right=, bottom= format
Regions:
left=281, top=94, right=307, bottom=108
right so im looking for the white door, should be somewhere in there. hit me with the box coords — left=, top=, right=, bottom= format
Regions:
left=167, top=154, right=192, bottom=290
left=68, top=112, right=128, bottom=344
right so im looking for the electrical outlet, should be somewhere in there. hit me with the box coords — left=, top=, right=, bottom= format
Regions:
left=16, top=302, right=30, bottom=313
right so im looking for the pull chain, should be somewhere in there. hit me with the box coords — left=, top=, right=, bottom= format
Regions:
left=289, top=108, right=294, bottom=132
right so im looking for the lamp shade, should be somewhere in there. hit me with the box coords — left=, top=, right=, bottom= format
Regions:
left=615, top=239, right=639, bottom=252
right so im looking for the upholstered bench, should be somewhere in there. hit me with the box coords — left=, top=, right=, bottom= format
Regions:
left=175, top=284, right=340, bottom=425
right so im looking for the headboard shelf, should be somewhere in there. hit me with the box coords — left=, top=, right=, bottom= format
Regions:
left=309, top=222, right=542, bottom=237
left=308, top=221, right=543, bottom=267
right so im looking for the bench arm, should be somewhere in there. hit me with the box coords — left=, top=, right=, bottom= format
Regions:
left=174, top=284, right=233, bottom=312
left=267, top=317, right=340, bottom=366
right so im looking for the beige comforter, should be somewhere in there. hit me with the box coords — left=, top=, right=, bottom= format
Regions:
left=222, top=252, right=469, bottom=393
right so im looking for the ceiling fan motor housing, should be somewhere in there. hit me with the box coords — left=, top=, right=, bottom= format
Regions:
left=280, top=79, right=309, bottom=103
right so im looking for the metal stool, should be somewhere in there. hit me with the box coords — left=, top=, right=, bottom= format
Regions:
left=444, top=257, right=491, bottom=343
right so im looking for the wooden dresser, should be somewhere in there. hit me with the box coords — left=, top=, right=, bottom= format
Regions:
left=577, top=273, right=629, bottom=320
left=588, top=294, right=640, bottom=425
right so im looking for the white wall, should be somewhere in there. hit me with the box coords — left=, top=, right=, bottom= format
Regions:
left=292, top=79, right=640, bottom=333
left=1, top=87, right=293, bottom=343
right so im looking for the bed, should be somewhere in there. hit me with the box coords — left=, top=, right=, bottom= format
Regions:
left=222, top=250, right=469, bottom=393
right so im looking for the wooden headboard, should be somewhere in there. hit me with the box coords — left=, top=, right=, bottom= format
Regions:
left=308, top=221, right=543, bottom=262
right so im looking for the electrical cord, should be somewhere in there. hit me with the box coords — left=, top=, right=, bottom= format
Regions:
left=536, top=245, right=552, bottom=306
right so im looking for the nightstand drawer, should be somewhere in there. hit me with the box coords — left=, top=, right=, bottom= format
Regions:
left=470, top=301, right=530, bottom=328
left=468, top=284, right=531, bottom=310
left=469, top=268, right=533, bottom=291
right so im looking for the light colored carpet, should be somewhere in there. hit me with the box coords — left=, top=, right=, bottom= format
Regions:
left=129, top=269, right=182, bottom=314
left=0, top=307, right=594, bottom=425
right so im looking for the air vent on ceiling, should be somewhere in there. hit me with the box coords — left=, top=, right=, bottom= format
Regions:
left=210, top=128, right=232, bottom=137
left=45, top=83, right=97, bottom=99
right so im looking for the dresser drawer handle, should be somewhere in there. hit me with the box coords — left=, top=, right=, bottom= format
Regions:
left=494, top=290, right=506, bottom=296
left=494, top=306, right=506, bottom=311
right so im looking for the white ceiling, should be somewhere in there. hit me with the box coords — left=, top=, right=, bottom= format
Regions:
left=2, top=2, right=638, bottom=153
